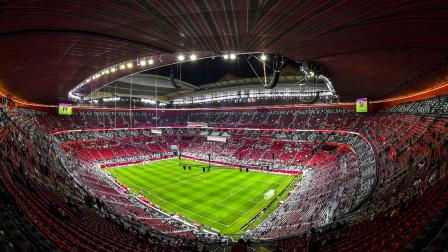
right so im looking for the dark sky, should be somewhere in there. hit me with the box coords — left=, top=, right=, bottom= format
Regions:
left=143, top=54, right=279, bottom=85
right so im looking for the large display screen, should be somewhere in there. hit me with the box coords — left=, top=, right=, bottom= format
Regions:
left=58, top=103, right=73, bottom=115
left=356, top=98, right=368, bottom=113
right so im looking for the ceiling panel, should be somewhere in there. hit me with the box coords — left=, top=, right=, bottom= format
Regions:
left=0, top=0, right=447, bottom=104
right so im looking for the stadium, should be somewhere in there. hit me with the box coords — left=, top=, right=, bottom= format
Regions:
left=0, top=1, right=448, bottom=252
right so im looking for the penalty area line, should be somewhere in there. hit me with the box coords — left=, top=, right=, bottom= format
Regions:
left=113, top=174, right=232, bottom=227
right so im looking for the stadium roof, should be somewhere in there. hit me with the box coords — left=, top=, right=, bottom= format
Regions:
left=1, top=1, right=448, bottom=105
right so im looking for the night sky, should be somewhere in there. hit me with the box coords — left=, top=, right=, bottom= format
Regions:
left=143, top=54, right=281, bottom=85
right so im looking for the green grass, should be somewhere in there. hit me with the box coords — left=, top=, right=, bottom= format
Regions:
left=105, top=158, right=296, bottom=235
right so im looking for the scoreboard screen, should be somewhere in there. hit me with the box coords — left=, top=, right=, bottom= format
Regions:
left=58, top=103, right=73, bottom=115
left=356, top=98, right=368, bottom=113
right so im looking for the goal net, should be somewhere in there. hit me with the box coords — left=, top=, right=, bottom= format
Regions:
left=264, top=189, right=275, bottom=200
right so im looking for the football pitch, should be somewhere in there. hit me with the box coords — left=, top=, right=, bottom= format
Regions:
left=105, top=158, right=297, bottom=235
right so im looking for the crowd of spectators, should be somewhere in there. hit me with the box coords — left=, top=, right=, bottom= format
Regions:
left=0, top=106, right=223, bottom=251
left=0, top=94, right=447, bottom=251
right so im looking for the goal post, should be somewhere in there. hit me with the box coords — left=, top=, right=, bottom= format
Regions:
left=264, top=189, right=275, bottom=200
